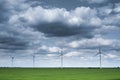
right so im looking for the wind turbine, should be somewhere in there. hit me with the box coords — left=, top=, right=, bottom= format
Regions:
left=59, top=49, right=64, bottom=68
left=32, top=54, right=35, bottom=67
left=11, top=56, right=14, bottom=67
left=31, top=41, right=36, bottom=68
left=95, top=47, right=102, bottom=69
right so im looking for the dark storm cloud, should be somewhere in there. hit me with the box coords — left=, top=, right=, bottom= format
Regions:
left=0, top=36, right=28, bottom=50
left=26, top=0, right=84, bottom=10
left=35, top=0, right=96, bottom=9
left=26, top=0, right=106, bottom=10
left=0, top=23, right=29, bottom=50
left=32, top=22, right=94, bottom=38
left=0, top=0, right=31, bottom=23
left=31, top=0, right=120, bottom=10
left=0, top=0, right=10, bottom=23
left=109, top=0, right=120, bottom=3
left=17, top=5, right=100, bottom=38
left=0, top=0, right=40, bottom=51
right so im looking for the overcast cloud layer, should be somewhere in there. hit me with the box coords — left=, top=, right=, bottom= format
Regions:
left=0, top=0, right=120, bottom=67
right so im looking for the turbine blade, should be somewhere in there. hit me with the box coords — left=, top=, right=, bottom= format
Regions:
left=94, top=53, right=99, bottom=57
left=102, top=53, right=107, bottom=56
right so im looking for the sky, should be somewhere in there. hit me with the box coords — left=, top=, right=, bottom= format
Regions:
left=0, top=0, right=120, bottom=67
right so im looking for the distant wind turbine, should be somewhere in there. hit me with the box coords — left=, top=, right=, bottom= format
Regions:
left=11, top=56, right=14, bottom=67
left=33, top=51, right=46, bottom=67
left=59, top=49, right=64, bottom=68
left=32, top=41, right=36, bottom=68
left=95, top=47, right=102, bottom=69
left=32, top=54, right=35, bottom=67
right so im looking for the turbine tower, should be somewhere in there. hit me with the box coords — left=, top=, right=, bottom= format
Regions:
left=95, top=47, right=102, bottom=69
left=98, top=47, right=102, bottom=69
left=33, top=54, right=35, bottom=67
left=59, top=49, right=64, bottom=68
left=11, top=56, right=14, bottom=67
left=32, top=41, right=36, bottom=68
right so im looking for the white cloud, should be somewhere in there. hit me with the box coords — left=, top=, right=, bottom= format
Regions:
left=10, top=6, right=101, bottom=27
left=114, top=7, right=120, bottom=12
left=68, top=37, right=119, bottom=48
left=104, top=54, right=118, bottom=59
left=46, top=54, right=58, bottom=57
left=97, top=6, right=113, bottom=16
left=89, top=17, right=102, bottom=26
left=40, top=45, right=60, bottom=53
left=15, top=6, right=68, bottom=24
left=5, top=0, right=30, bottom=13
left=103, top=14, right=120, bottom=26
left=64, top=51, right=82, bottom=57
left=114, top=3, right=120, bottom=12
left=68, top=41, right=80, bottom=48
left=101, top=25, right=119, bottom=30
left=40, top=45, right=48, bottom=50
left=49, top=47, right=60, bottom=53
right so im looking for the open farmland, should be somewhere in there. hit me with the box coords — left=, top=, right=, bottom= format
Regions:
left=0, top=68, right=120, bottom=80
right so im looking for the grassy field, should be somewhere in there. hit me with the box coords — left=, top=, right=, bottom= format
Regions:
left=0, top=68, right=120, bottom=80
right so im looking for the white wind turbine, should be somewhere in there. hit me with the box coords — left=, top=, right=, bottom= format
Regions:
left=11, top=56, right=14, bottom=67
left=32, top=54, right=35, bottom=67
left=95, top=47, right=103, bottom=69
left=59, top=49, right=64, bottom=68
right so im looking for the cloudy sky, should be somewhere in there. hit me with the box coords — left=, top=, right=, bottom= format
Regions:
left=0, top=0, right=120, bottom=67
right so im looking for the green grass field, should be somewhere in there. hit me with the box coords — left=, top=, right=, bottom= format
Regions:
left=0, top=68, right=120, bottom=80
